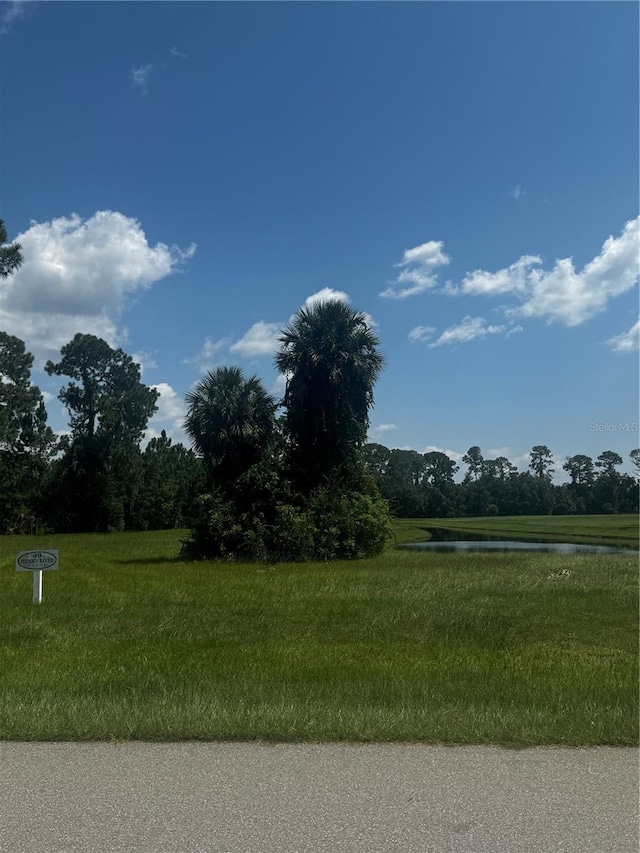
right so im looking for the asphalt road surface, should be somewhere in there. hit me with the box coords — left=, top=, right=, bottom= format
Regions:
left=0, top=743, right=637, bottom=852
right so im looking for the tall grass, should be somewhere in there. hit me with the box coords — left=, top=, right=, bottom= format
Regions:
left=0, top=529, right=637, bottom=744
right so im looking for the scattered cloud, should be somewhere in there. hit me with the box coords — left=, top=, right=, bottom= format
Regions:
left=370, top=423, right=397, bottom=439
left=605, top=318, right=640, bottom=353
left=131, top=64, right=154, bottom=95
left=131, top=46, right=188, bottom=96
left=0, top=211, right=196, bottom=365
left=184, top=336, right=232, bottom=374
left=131, top=350, right=158, bottom=375
left=507, top=184, right=526, bottom=201
left=487, top=446, right=511, bottom=458
left=216, top=287, right=361, bottom=367
left=459, top=256, right=541, bottom=296
left=0, top=0, right=34, bottom=36
left=511, top=217, right=640, bottom=326
left=408, top=325, right=436, bottom=343
left=388, top=218, right=639, bottom=338
left=381, top=240, right=450, bottom=299
left=423, top=445, right=464, bottom=465
left=428, top=316, right=521, bottom=348
left=230, top=321, right=282, bottom=358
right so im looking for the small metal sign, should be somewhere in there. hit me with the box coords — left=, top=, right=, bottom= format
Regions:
left=15, top=550, right=59, bottom=604
left=15, top=550, right=59, bottom=572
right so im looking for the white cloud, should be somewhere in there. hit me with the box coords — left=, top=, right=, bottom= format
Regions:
left=230, top=321, right=282, bottom=358
left=185, top=336, right=231, bottom=374
left=131, top=48, right=188, bottom=96
left=461, top=256, right=541, bottom=296
left=151, top=382, right=183, bottom=423
left=605, top=318, right=640, bottom=353
left=429, top=316, right=520, bottom=348
left=271, top=373, right=288, bottom=397
left=487, top=446, right=512, bottom=459
left=370, top=423, right=397, bottom=438
left=224, top=288, right=360, bottom=365
left=1, top=211, right=195, bottom=365
left=507, top=184, right=526, bottom=201
left=303, top=287, right=349, bottom=309
left=408, top=325, right=436, bottom=343
left=131, top=351, right=158, bottom=375
left=131, top=64, right=154, bottom=95
left=509, top=217, right=640, bottom=326
left=386, top=218, right=639, bottom=333
left=169, top=46, right=188, bottom=61
left=0, top=0, right=33, bottom=35
left=422, top=445, right=464, bottom=465
left=144, top=382, right=187, bottom=445
left=381, top=240, right=450, bottom=299
left=396, top=241, right=450, bottom=269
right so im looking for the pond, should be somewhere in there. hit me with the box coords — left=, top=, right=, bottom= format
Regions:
left=400, top=527, right=638, bottom=556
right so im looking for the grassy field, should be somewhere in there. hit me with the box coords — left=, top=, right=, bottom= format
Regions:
left=0, top=524, right=637, bottom=745
left=391, top=513, right=639, bottom=548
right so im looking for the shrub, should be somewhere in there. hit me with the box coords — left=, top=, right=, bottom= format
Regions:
left=306, top=485, right=392, bottom=560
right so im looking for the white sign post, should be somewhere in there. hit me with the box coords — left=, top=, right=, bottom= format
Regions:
left=15, top=550, right=59, bottom=604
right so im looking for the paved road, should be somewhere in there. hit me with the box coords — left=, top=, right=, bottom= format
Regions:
left=0, top=743, right=637, bottom=852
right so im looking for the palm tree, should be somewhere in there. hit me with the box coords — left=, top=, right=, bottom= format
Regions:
left=184, top=366, right=276, bottom=491
left=275, top=300, right=384, bottom=491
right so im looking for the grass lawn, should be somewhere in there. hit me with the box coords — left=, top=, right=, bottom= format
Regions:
left=0, top=525, right=637, bottom=745
left=391, top=513, right=639, bottom=548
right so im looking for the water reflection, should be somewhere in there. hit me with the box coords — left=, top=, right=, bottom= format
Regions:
left=402, top=540, right=638, bottom=555
left=401, top=527, right=638, bottom=555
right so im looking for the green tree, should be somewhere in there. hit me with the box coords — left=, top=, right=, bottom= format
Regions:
left=181, top=367, right=279, bottom=559
left=529, top=445, right=554, bottom=480
left=630, top=448, right=640, bottom=478
left=593, top=451, right=624, bottom=514
left=462, top=446, right=484, bottom=482
left=563, top=454, right=595, bottom=486
left=138, top=430, right=203, bottom=529
left=275, top=300, right=384, bottom=493
left=0, top=220, right=23, bottom=279
left=423, top=451, right=459, bottom=487
left=595, top=450, right=623, bottom=475
left=562, top=454, right=595, bottom=513
left=363, top=442, right=391, bottom=482
left=493, top=456, right=517, bottom=480
left=0, top=333, right=56, bottom=532
left=184, top=366, right=276, bottom=493
left=45, top=334, right=159, bottom=531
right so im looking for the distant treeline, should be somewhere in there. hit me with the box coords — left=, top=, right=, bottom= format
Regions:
left=1, top=325, right=638, bottom=538
left=363, top=443, right=640, bottom=518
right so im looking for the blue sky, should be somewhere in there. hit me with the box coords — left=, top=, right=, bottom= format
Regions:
left=1, top=0, right=638, bottom=479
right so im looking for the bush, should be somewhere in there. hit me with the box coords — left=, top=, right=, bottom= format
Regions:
left=265, top=503, right=315, bottom=562
left=181, top=484, right=392, bottom=563
left=306, top=485, right=392, bottom=560
left=180, top=492, right=243, bottom=560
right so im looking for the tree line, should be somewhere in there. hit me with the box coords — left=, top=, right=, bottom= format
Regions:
left=0, top=301, right=391, bottom=559
left=1, top=219, right=638, bottom=559
left=364, top=443, right=640, bottom=518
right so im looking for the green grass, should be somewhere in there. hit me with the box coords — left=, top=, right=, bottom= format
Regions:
left=0, top=527, right=637, bottom=745
left=391, top=513, right=639, bottom=548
